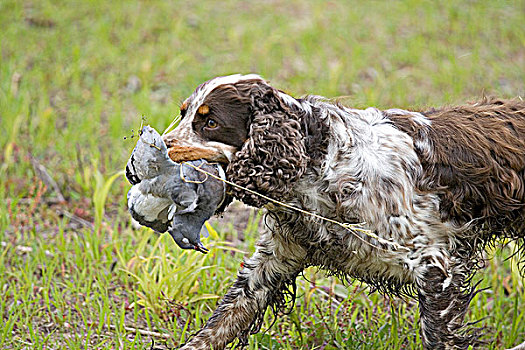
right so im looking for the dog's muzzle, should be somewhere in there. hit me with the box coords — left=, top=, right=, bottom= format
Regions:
left=162, top=128, right=235, bottom=164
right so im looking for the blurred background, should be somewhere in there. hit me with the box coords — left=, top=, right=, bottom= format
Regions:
left=1, top=1, right=524, bottom=349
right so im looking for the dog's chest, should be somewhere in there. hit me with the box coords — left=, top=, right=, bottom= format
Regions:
left=282, top=151, right=453, bottom=284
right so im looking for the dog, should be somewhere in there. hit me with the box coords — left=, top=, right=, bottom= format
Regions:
left=161, top=74, right=525, bottom=349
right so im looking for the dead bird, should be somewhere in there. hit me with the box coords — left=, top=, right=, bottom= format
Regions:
left=126, top=125, right=226, bottom=253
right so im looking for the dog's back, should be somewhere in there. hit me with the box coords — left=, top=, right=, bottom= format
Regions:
left=390, top=98, right=525, bottom=239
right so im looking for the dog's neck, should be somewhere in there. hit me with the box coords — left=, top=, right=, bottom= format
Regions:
left=276, top=94, right=331, bottom=168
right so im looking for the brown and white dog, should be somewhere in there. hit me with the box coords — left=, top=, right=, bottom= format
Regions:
left=162, top=74, right=525, bottom=350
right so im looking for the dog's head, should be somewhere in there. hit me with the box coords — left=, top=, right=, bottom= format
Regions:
left=163, top=74, right=311, bottom=207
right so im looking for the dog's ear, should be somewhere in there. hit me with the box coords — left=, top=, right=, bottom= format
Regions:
left=226, top=87, right=308, bottom=207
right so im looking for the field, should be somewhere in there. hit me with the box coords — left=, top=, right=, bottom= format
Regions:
left=1, top=0, right=524, bottom=349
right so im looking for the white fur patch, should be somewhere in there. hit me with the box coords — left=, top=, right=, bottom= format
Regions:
left=189, top=74, right=265, bottom=116
left=411, top=112, right=432, bottom=126
left=385, top=108, right=432, bottom=126
left=442, top=275, right=453, bottom=290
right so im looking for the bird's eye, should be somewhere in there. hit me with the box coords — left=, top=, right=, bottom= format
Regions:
left=206, top=119, right=218, bottom=129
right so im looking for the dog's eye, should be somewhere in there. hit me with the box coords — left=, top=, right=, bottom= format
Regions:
left=206, top=119, right=218, bottom=129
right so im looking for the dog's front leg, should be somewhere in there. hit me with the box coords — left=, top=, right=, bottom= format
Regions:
left=417, top=260, right=485, bottom=350
left=180, top=233, right=305, bottom=350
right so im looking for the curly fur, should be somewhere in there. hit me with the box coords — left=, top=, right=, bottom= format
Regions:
left=226, top=87, right=309, bottom=207
left=161, top=74, right=525, bottom=350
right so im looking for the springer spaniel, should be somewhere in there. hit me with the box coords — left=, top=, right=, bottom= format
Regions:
left=162, top=74, right=525, bottom=350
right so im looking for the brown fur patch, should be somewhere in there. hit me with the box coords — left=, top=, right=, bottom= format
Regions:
left=192, top=84, right=253, bottom=148
left=167, top=146, right=221, bottom=163
left=390, top=98, right=525, bottom=225
left=197, top=104, right=210, bottom=115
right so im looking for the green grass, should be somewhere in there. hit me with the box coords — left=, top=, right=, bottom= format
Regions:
left=1, top=0, right=524, bottom=348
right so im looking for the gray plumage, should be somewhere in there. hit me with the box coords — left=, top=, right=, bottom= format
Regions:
left=126, top=125, right=225, bottom=253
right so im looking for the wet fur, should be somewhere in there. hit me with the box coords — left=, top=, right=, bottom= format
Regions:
left=163, top=75, right=525, bottom=350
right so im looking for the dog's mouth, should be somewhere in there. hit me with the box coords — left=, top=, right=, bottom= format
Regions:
left=161, top=119, right=240, bottom=168
left=166, top=144, right=227, bottom=163
left=162, top=137, right=235, bottom=167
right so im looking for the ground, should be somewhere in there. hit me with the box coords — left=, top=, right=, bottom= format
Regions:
left=1, top=0, right=524, bottom=349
